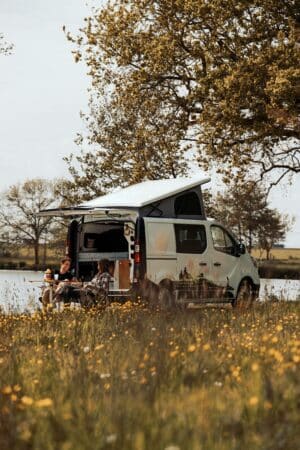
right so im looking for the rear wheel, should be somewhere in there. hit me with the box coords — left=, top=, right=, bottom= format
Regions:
left=232, top=279, right=254, bottom=309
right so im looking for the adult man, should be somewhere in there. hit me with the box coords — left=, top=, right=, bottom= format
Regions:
left=41, top=257, right=74, bottom=309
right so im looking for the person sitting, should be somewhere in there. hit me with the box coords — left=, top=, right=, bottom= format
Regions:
left=54, top=259, right=114, bottom=307
left=54, top=257, right=74, bottom=281
left=41, top=257, right=75, bottom=309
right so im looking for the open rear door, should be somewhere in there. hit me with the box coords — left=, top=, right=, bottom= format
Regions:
left=38, top=207, right=90, bottom=217
left=38, top=207, right=137, bottom=221
left=66, top=220, right=79, bottom=273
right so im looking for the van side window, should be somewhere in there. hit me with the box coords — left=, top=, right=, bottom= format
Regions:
left=211, top=226, right=235, bottom=255
left=174, top=192, right=202, bottom=215
left=174, top=224, right=207, bottom=254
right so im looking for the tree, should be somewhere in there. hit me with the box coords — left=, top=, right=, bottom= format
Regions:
left=67, top=0, right=299, bottom=191
left=0, top=230, right=11, bottom=257
left=257, top=209, right=291, bottom=259
left=204, top=182, right=290, bottom=253
left=0, top=179, right=61, bottom=269
left=0, top=33, right=13, bottom=55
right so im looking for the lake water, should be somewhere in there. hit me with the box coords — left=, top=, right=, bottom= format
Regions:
left=0, top=270, right=299, bottom=312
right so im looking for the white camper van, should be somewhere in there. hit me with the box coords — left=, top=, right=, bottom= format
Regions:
left=40, top=177, right=260, bottom=307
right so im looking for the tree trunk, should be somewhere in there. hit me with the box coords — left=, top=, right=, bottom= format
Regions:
left=43, top=240, right=47, bottom=266
left=34, top=241, right=39, bottom=270
left=238, top=222, right=242, bottom=242
left=248, top=229, right=253, bottom=253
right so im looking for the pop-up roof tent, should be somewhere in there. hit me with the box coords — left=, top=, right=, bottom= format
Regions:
left=39, top=176, right=211, bottom=219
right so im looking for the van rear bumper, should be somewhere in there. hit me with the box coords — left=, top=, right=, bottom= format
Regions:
left=108, top=289, right=131, bottom=300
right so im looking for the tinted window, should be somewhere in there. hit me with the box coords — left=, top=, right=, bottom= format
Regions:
left=174, top=192, right=202, bottom=215
left=211, top=226, right=236, bottom=255
left=175, top=224, right=207, bottom=254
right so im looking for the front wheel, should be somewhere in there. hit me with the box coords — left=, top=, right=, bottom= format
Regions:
left=232, top=279, right=254, bottom=309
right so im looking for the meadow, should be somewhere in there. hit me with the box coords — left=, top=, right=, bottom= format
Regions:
left=0, top=301, right=299, bottom=450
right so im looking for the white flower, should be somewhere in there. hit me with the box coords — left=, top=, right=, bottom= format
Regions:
left=83, top=346, right=90, bottom=353
left=100, top=373, right=111, bottom=379
left=106, top=434, right=117, bottom=444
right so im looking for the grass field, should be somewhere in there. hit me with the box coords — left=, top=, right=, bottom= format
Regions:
left=0, top=302, right=299, bottom=450
left=252, top=248, right=300, bottom=261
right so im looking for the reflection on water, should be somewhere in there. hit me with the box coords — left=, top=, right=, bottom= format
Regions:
left=0, top=270, right=299, bottom=312
left=259, top=278, right=299, bottom=302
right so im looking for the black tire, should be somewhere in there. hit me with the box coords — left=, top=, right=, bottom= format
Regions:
left=232, top=279, right=254, bottom=309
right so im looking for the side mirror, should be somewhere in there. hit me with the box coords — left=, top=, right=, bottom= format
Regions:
left=237, top=243, right=246, bottom=255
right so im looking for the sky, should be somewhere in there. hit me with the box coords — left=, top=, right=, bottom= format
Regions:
left=0, top=0, right=299, bottom=247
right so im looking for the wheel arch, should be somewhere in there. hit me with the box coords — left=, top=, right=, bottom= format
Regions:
left=233, top=276, right=259, bottom=308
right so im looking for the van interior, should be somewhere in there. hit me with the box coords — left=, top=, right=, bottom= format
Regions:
left=76, top=220, right=135, bottom=290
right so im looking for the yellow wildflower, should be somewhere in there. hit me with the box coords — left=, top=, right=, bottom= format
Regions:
left=21, top=396, right=34, bottom=406
left=35, top=398, right=53, bottom=408
left=264, top=401, right=272, bottom=410
left=2, top=385, right=12, bottom=395
left=188, top=344, right=196, bottom=353
left=249, top=396, right=259, bottom=406
left=95, top=344, right=104, bottom=350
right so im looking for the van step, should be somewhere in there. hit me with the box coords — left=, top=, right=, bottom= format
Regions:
left=177, top=297, right=233, bottom=304
left=108, top=291, right=131, bottom=298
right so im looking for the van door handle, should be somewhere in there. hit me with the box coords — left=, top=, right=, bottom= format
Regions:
left=214, top=262, right=221, bottom=267
left=199, top=262, right=207, bottom=266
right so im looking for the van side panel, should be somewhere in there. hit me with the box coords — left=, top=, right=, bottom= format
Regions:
left=144, top=221, right=177, bottom=283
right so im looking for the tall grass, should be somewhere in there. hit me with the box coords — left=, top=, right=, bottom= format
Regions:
left=0, top=302, right=299, bottom=450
